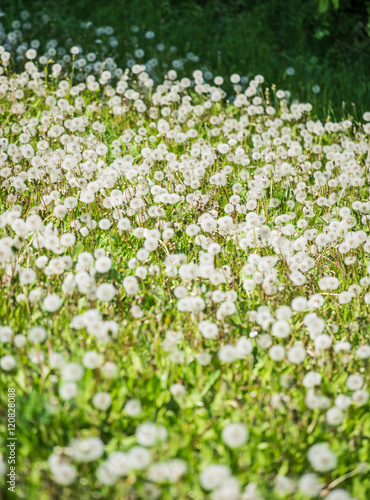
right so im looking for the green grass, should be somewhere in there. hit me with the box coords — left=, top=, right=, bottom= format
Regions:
left=0, top=2, right=369, bottom=499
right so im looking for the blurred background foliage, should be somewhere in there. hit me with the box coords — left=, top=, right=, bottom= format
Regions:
left=3, top=0, right=370, bottom=118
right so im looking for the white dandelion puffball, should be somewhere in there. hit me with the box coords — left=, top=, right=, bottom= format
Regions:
left=307, top=443, right=337, bottom=472
left=221, top=423, right=248, bottom=448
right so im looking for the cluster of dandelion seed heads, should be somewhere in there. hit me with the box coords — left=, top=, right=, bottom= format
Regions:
left=0, top=9, right=370, bottom=500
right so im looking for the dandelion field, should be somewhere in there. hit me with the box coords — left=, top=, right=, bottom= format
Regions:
left=0, top=7, right=370, bottom=500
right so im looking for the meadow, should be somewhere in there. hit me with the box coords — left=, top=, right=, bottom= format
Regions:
left=0, top=4, right=370, bottom=500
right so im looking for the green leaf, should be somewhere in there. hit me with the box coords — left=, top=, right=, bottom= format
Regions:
left=318, top=0, right=330, bottom=13
left=200, top=370, right=221, bottom=398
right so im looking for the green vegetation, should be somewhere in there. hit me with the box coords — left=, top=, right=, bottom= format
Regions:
left=0, top=3, right=369, bottom=500
left=2, top=0, right=370, bottom=117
